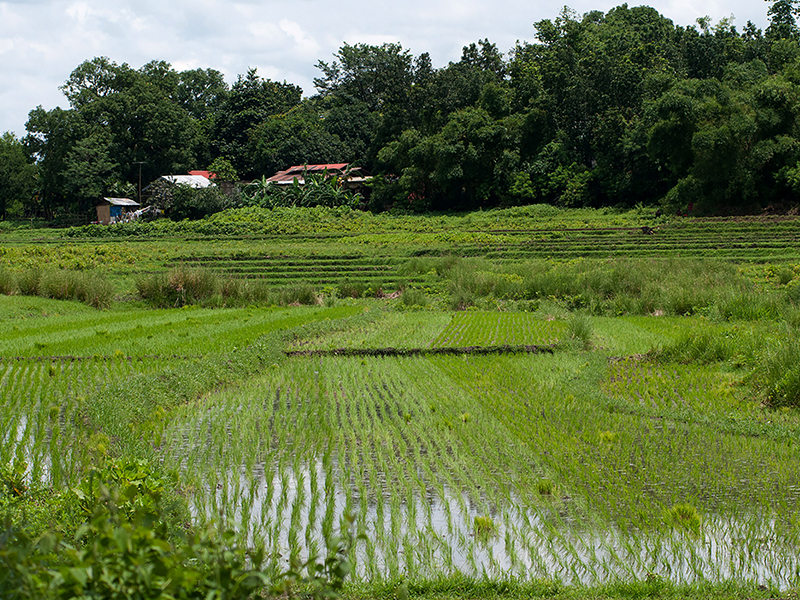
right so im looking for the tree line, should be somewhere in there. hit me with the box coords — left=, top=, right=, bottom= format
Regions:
left=2, top=0, right=800, bottom=219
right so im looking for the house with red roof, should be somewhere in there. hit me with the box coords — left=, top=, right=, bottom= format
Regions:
left=264, top=164, right=370, bottom=192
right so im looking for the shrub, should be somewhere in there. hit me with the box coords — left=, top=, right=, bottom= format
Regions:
left=0, top=459, right=353, bottom=600
left=400, top=287, right=427, bottom=307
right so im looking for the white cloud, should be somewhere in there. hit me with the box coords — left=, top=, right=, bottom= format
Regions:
left=279, top=19, right=320, bottom=58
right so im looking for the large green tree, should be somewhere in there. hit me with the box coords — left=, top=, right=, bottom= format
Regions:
left=212, top=69, right=302, bottom=178
left=0, top=132, right=37, bottom=219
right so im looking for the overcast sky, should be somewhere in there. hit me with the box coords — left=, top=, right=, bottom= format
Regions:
left=0, top=0, right=771, bottom=138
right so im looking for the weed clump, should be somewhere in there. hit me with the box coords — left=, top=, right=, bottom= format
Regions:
left=752, top=331, right=800, bottom=408
left=0, top=268, right=113, bottom=308
left=400, top=287, right=427, bottom=308
left=473, top=515, right=497, bottom=539
left=565, top=313, right=593, bottom=350
left=136, top=267, right=319, bottom=308
left=663, top=503, right=701, bottom=533
left=654, top=330, right=737, bottom=364
left=0, top=267, right=15, bottom=295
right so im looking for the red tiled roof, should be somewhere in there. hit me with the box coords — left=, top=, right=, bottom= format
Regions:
left=265, top=164, right=353, bottom=184
left=189, top=170, right=216, bottom=179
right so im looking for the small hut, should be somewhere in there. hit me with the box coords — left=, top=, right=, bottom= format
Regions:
left=96, top=198, right=140, bottom=225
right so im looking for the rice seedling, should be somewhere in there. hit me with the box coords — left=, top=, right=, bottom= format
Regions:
left=663, top=504, right=702, bottom=534
left=473, top=515, right=498, bottom=539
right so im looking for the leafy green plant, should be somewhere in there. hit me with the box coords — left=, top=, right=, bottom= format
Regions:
left=0, top=462, right=354, bottom=600
left=245, top=167, right=360, bottom=209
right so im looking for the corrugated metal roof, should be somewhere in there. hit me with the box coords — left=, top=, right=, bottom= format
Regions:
left=102, top=197, right=140, bottom=206
left=160, top=175, right=213, bottom=188
left=264, top=164, right=365, bottom=185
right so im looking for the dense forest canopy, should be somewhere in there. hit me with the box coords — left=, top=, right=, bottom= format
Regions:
left=2, top=1, right=800, bottom=219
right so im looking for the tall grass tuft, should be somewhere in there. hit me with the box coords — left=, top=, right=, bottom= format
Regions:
left=565, top=313, right=593, bottom=350
left=137, top=267, right=219, bottom=307
left=752, top=329, right=800, bottom=408
left=655, top=330, right=737, bottom=364
left=0, top=268, right=15, bottom=295
left=663, top=503, right=701, bottom=534
left=400, top=287, right=427, bottom=307
left=5, top=268, right=113, bottom=308
left=17, top=269, right=41, bottom=296
left=277, top=284, right=318, bottom=306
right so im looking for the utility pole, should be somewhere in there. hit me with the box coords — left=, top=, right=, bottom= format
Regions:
left=133, top=161, right=145, bottom=205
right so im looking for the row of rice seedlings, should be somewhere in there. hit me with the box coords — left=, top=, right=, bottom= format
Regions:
left=430, top=311, right=566, bottom=348
left=603, top=358, right=749, bottom=418
left=0, top=304, right=359, bottom=358
left=162, top=350, right=800, bottom=587
left=0, top=357, right=167, bottom=488
left=432, top=352, right=800, bottom=586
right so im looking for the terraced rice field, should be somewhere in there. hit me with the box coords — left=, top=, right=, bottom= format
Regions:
left=152, top=218, right=800, bottom=290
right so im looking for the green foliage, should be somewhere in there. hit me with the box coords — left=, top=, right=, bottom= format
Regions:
left=0, top=132, right=37, bottom=220
left=250, top=102, right=349, bottom=177
left=211, top=68, right=302, bottom=178
left=751, top=328, right=800, bottom=407
left=16, top=2, right=800, bottom=220
left=206, top=156, right=237, bottom=181
left=0, top=459, right=352, bottom=600
left=244, top=168, right=360, bottom=210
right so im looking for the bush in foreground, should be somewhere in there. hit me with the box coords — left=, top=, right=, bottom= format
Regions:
left=0, top=459, right=352, bottom=600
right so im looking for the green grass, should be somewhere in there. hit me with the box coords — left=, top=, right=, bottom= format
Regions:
left=0, top=298, right=362, bottom=357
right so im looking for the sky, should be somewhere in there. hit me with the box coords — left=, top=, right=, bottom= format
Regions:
left=0, top=0, right=771, bottom=138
